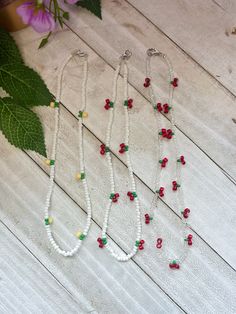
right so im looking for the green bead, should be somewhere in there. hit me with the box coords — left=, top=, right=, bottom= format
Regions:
left=78, top=111, right=83, bottom=118
left=109, top=102, right=114, bottom=108
left=159, top=159, right=163, bottom=163
left=132, top=192, right=137, bottom=197
left=177, top=159, right=181, bottom=162
left=44, top=218, right=49, bottom=225
left=50, top=160, right=55, bottom=165
left=79, top=234, right=86, bottom=240
left=105, top=147, right=110, bottom=153
left=102, top=237, right=107, bottom=244
left=135, top=240, right=140, bottom=247
left=110, top=193, right=115, bottom=199
left=80, top=173, right=85, bottom=180
left=54, top=101, right=59, bottom=108
left=124, top=100, right=128, bottom=107
left=150, top=217, right=153, bottom=220
left=159, top=131, right=162, bottom=135
left=125, top=145, right=129, bottom=151
left=172, top=260, right=177, bottom=264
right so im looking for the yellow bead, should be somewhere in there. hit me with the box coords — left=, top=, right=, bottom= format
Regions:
left=45, top=159, right=51, bottom=165
left=48, top=217, right=53, bottom=224
left=50, top=101, right=55, bottom=108
left=82, top=112, right=88, bottom=118
left=75, top=231, right=82, bottom=238
left=75, top=173, right=81, bottom=180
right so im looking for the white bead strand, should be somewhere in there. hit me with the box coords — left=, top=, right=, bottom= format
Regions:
left=99, top=50, right=143, bottom=261
left=43, top=50, right=92, bottom=257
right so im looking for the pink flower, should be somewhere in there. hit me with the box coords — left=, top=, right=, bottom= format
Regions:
left=17, top=1, right=56, bottom=33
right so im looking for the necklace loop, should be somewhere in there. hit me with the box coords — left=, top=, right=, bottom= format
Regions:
left=146, top=48, right=165, bottom=58
left=120, top=49, right=132, bottom=60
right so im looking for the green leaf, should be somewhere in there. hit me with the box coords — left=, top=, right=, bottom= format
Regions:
left=39, top=38, right=49, bottom=49
left=0, top=97, right=47, bottom=157
left=76, top=0, right=102, bottom=19
left=0, top=63, right=52, bottom=108
left=0, top=28, right=23, bottom=65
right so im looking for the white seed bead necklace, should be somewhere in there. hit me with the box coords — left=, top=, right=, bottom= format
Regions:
left=97, top=50, right=143, bottom=261
left=43, top=50, right=92, bottom=257
left=144, top=48, right=192, bottom=269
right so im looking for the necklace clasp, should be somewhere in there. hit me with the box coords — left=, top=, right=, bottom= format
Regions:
left=147, top=48, right=165, bottom=57
left=120, top=49, right=132, bottom=60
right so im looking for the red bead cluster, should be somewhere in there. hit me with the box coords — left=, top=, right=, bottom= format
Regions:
left=110, top=193, right=120, bottom=202
left=143, top=77, right=151, bottom=88
left=100, top=143, right=109, bottom=155
left=156, top=238, right=162, bottom=249
left=119, top=143, right=128, bottom=154
left=137, top=239, right=145, bottom=250
left=171, top=77, right=178, bottom=87
left=185, top=234, right=193, bottom=246
left=172, top=180, right=180, bottom=191
left=177, top=155, right=186, bottom=165
left=127, top=191, right=137, bottom=201
left=159, top=128, right=174, bottom=139
left=182, top=207, right=190, bottom=219
left=124, top=98, right=133, bottom=109
left=169, top=261, right=180, bottom=269
left=104, top=98, right=114, bottom=110
left=144, top=213, right=153, bottom=224
left=159, top=157, right=168, bottom=168
left=155, top=103, right=171, bottom=114
left=158, top=187, right=165, bottom=197
left=97, top=237, right=107, bottom=248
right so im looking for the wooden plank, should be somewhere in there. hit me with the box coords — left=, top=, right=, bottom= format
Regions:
left=0, top=138, right=182, bottom=313
left=0, top=223, right=91, bottom=313
left=13, top=28, right=236, bottom=269
left=127, top=0, right=236, bottom=95
left=1, top=106, right=236, bottom=313
left=56, top=0, right=236, bottom=180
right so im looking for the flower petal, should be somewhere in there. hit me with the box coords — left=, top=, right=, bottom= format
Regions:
left=66, top=0, right=78, bottom=4
left=30, top=9, right=56, bottom=33
left=16, top=1, right=34, bottom=25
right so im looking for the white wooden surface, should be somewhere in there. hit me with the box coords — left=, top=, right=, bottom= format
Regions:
left=1, top=1, right=236, bottom=313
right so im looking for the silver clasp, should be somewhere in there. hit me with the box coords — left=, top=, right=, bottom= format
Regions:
left=146, top=48, right=165, bottom=57
left=120, top=49, right=132, bottom=60
left=72, top=49, right=88, bottom=58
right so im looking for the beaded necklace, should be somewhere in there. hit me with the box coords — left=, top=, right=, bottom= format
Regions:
left=43, top=50, right=92, bottom=257
left=97, top=50, right=144, bottom=261
left=144, top=48, right=192, bottom=269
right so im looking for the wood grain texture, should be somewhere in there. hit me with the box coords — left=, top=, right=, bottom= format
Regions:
left=0, top=222, right=90, bottom=313
left=0, top=0, right=235, bottom=313
left=0, top=134, right=183, bottom=314
left=13, top=29, right=236, bottom=268
left=127, top=0, right=236, bottom=95
left=60, top=0, right=236, bottom=180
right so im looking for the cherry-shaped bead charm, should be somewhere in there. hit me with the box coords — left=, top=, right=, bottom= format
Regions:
left=144, top=213, right=153, bottom=224
left=177, top=155, right=186, bottom=165
left=159, top=128, right=174, bottom=139
left=124, top=98, right=133, bottom=109
left=119, top=143, right=129, bottom=154
left=181, top=207, right=190, bottom=219
left=172, top=181, right=181, bottom=191
left=159, top=157, right=168, bottom=168
left=127, top=191, right=137, bottom=201
left=169, top=260, right=180, bottom=269
left=163, top=103, right=171, bottom=114
left=110, top=193, right=120, bottom=203
left=97, top=237, right=107, bottom=248
left=143, top=77, right=151, bottom=88
left=184, top=234, right=193, bottom=246
left=171, top=77, right=178, bottom=88
left=155, top=102, right=163, bottom=112
left=136, top=239, right=145, bottom=250
left=104, top=99, right=114, bottom=110
left=157, top=187, right=165, bottom=197
left=100, top=144, right=109, bottom=155
left=156, top=238, right=163, bottom=249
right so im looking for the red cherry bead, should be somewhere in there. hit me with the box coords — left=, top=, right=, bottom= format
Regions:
left=127, top=191, right=131, bottom=196
left=145, top=78, right=150, bottom=83
left=188, top=234, right=193, bottom=239
left=97, top=237, right=102, bottom=242
left=115, top=193, right=119, bottom=198
left=105, top=98, right=110, bottom=103
left=112, top=198, right=117, bottom=203
left=140, top=240, right=145, bottom=244
left=100, top=150, right=105, bottom=155
left=139, top=245, right=144, bottom=250
left=130, top=195, right=134, bottom=201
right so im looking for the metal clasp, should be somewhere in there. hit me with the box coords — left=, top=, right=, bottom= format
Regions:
left=71, top=49, right=88, bottom=58
left=147, top=48, right=165, bottom=57
left=120, top=49, right=132, bottom=60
